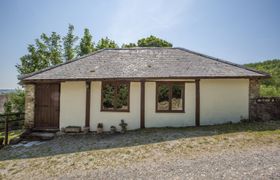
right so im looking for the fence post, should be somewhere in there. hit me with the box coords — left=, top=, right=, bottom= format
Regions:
left=4, top=115, right=9, bottom=145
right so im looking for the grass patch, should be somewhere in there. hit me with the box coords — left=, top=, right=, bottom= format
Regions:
left=0, top=129, right=23, bottom=144
left=144, top=121, right=280, bottom=134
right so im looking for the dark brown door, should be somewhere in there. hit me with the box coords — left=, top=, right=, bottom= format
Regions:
left=35, top=84, right=60, bottom=129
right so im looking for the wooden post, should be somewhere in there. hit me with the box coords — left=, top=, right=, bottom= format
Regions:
left=195, top=79, right=200, bottom=127
left=85, top=81, right=91, bottom=128
left=140, top=80, right=145, bottom=129
left=4, top=115, right=9, bottom=145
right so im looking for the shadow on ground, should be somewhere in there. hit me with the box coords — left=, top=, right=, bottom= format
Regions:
left=0, top=121, right=279, bottom=161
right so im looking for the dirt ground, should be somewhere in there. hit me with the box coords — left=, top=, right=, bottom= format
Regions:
left=0, top=121, right=280, bottom=180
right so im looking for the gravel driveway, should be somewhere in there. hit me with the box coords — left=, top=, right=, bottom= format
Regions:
left=63, top=145, right=280, bottom=180
left=1, top=121, right=280, bottom=180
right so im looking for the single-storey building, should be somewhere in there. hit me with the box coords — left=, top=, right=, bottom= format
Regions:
left=19, top=47, right=269, bottom=132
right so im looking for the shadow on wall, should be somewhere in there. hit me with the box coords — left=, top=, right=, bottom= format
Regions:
left=0, top=121, right=280, bottom=161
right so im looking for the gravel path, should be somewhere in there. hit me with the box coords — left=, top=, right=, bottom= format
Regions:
left=61, top=146, right=280, bottom=180
left=1, top=121, right=280, bottom=180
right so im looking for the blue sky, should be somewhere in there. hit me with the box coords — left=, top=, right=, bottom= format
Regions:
left=0, top=0, right=279, bottom=88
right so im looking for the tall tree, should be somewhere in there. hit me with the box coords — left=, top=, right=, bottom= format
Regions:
left=63, top=24, right=78, bottom=61
left=16, top=44, right=45, bottom=74
left=137, top=35, right=172, bottom=47
left=41, top=32, right=63, bottom=65
left=96, top=37, right=118, bottom=49
left=16, top=32, right=62, bottom=75
left=79, top=28, right=95, bottom=56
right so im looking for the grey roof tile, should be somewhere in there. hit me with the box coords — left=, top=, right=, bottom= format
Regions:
left=20, top=47, right=269, bottom=81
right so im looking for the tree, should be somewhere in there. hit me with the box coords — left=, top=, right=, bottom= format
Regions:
left=137, top=35, right=172, bottom=47
left=41, top=32, right=63, bottom=65
left=121, top=43, right=137, bottom=48
left=4, top=89, right=25, bottom=113
left=3, top=101, right=12, bottom=114
left=16, top=44, right=45, bottom=74
left=96, top=37, right=118, bottom=49
left=245, top=59, right=280, bottom=96
left=63, top=24, right=78, bottom=61
left=79, top=28, right=95, bottom=56
left=16, top=32, right=63, bottom=75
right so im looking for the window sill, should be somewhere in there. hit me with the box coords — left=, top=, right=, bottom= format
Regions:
left=100, top=109, right=130, bottom=113
left=155, top=110, right=185, bottom=113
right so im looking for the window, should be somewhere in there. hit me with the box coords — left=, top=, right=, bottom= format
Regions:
left=156, top=82, right=185, bottom=112
left=101, top=81, right=130, bottom=111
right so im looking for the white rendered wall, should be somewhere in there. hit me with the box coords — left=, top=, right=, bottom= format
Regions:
left=60, top=81, right=86, bottom=129
left=59, top=79, right=249, bottom=130
left=200, top=79, right=249, bottom=125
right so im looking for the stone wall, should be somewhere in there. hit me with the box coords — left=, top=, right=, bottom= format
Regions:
left=24, top=84, right=35, bottom=129
left=250, top=97, right=280, bottom=121
left=249, top=79, right=280, bottom=121
left=249, top=79, right=260, bottom=99
left=249, top=79, right=260, bottom=121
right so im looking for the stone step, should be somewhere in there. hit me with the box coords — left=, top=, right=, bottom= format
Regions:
left=24, top=132, right=55, bottom=141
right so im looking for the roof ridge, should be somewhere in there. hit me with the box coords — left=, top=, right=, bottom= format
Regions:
left=18, top=49, right=106, bottom=80
left=101, top=47, right=174, bottom=50
left=175, top=47, right=270, bottom=77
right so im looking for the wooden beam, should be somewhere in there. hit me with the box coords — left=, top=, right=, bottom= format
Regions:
left=195, top=79, right=200, bottom=126
left=4, top=116, right=9, bottom=145
left=21, top=76, right=268, bottom=84
left=140, top=80, right=145, bottom=128
left=85, top=81, right=91, bottom=128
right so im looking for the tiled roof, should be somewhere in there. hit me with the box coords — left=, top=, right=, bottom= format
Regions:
left=20, top=47, right=269, bottom=81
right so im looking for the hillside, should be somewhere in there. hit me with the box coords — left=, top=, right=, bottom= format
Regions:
left=244, top=59, right=280, bottom=96
left=0, top=89, right=15, bottom=95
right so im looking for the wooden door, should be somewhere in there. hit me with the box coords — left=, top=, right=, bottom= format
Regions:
left=34, top=84, right=60, bottom=129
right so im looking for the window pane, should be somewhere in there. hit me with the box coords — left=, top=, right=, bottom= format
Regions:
left=102, top=83, right=115, bottom=110
left=157, top=84, right=170, bottom=110
left=171, top=84, right=184, bottom=111
left=116, top=83, right=129, bottom=110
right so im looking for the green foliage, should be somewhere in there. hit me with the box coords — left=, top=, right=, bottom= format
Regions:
left=79, top=28, right=95, bottom=56
left=4, top=89, right=25, bottom=113
left=102, top=83, right=129, bottom=109
left=116, top=84, right=128, bottom=108
left=41, top=32, right=63, bottom=65
left=16, top=27, right=174, bottom=77
left=102, top=84, right=115, bottom=108
left=121, top=43, right=137, bottom=48
left=16, top=45, right=45, bottom=74
left=121, top=35, right=172, bottom=48
left=137, top=35, right=172, bottom=47
left=245, top=59, right=280, bottom=96
left=96, top=37, right=118, bottom=49
left=63, top=24, right=78, bottom=61
left=16, top=32, right=63, bottom=75
left=259, top=85, right=280, bottom=97
left=3, top=101, right=12, bottom=114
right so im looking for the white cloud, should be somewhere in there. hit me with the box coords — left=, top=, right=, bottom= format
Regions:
left=108, top=0, right=193, bottom=44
